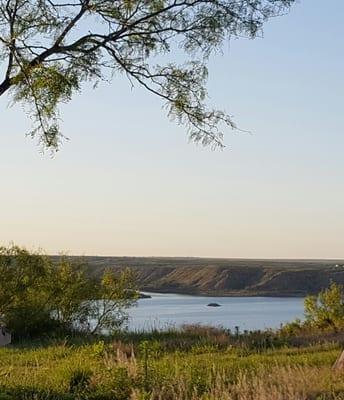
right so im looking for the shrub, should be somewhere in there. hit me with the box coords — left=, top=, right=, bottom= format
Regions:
left=91, top=340, right=106, bottom=358
left=304, top=282, right=344, bottom=331
left=0, top=393, right=13, bottom=400
left=0, top=245, right=137, bottom=339
left=68, top=368, right=93, bottom=394
left=110, top=367, right=133, bottom=400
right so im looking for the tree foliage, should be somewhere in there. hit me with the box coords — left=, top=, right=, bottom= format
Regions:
left=0, top=245, right=138, bottom=338
left=279, top=283, right=344, bottom=337
left=0, top=0, right=294, bottom=150
left=304, top=282, right=344, bottom=332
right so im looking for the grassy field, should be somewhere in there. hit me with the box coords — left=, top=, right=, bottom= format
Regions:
left=1, top=327, right=344, bottom=400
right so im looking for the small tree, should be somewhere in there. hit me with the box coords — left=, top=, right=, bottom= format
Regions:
left=303, top=282, right=344, bottom=370
left=0, top=245, right=55, bottom=337
left=48, top=257, right=97, bottom=330
left=0, top=0, right=295, bottom=150
left=304, top=282, right=344, bottom=332
left=0, top=245, right=137, bottom=338
left=89, top=268, right=138, bottom=335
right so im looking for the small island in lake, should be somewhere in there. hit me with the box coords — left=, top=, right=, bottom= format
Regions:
left=207, top=303, right=221, bottom=307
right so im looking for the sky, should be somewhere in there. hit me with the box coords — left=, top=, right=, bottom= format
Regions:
left=0, top=0, right=343, bottom=259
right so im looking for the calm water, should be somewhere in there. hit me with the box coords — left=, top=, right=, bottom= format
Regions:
left=127, top=292, right=305, bottom=332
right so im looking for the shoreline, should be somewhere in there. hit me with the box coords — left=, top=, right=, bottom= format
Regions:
left=140, top=290, right=307, bottom=298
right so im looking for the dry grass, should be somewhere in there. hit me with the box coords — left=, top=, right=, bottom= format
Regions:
left=0, top=330, right=343, bottom=399
left=130, top=366, right=344, bottom=400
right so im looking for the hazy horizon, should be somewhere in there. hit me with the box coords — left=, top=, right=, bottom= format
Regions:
left=1, top=0, right=343, bottom=259
left=14, top=252, right=344, bottom=263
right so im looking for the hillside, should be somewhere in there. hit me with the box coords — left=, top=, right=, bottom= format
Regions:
left=70, top=256, right=344, bottom=297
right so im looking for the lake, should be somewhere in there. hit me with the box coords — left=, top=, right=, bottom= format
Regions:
left=127, top=292, right=305, bottom=332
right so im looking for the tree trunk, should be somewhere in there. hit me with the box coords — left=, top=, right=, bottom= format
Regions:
left=0, top=78, right=11, bottom=96
left=333, top=349, right=344, bottom=370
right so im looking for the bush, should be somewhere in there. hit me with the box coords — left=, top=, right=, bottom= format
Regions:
left=68, top=368, right=93, bottom=394
left=0, top=245, right=138, bottom=339
left=0, top=393, right=13, bottom=400
left=110, top=367, right=133, bottom=400
left=304, top=282, right=344, bottom=331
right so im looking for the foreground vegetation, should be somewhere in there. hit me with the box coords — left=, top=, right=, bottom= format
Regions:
left=1, top=325, right=344, bottom=400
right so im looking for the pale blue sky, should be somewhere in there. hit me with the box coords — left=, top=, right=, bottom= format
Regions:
left=1, top=0, right=343, bottom=258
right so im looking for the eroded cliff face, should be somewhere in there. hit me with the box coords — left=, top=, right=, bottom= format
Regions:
left=77, top=256, right=344, bottom=297
left=126, top=266, right=344, bottom=296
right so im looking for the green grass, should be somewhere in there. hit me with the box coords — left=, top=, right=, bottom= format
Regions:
left=0, top=328, right=344, bottom=399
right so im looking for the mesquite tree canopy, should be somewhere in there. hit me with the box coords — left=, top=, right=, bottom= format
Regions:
left=0, top=0, right=294, bottom=150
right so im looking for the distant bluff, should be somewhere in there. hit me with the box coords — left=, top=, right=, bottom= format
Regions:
left=60, top=256, right=344, bottom=297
